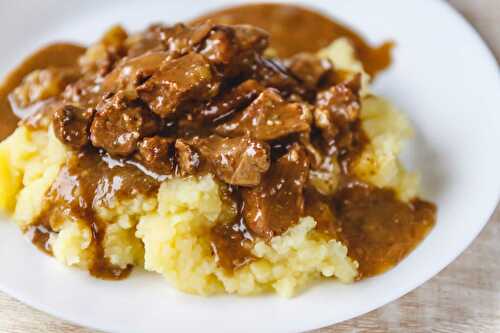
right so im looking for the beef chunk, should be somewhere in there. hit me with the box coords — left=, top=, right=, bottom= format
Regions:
left=298, top=132, right=323, bottom=169
left=190, top=135, right=270, bottom=186
left=298, top=132, right=342, bottom=195
left=128, top=23, right=269, bottom=80
left=198, top=26, right=237, bottom=65
left=62, top=76, right=104, bottom=109
left=53, top=104, right=94, bottom=149
left=175, top=139, right=202, bottom=176
left=163, top=23, right=214, bottom=58
left=309, top=155, right=341, bottom=195
left=101, top=52, right=167, bottom=94
left=232, top=25, right=269, bottom=53
left=285, top=53, right=333, bottom=89
left=249, top=56, right=305, bottom=96
left=242, top=144, right=309, bottom=239
left=198, top=24, right=270, bottom=78
left=312, top=75, right=367, bottom=163
left=194, top=24, right=270, bottom=79
left=126, top=22, right=265, bottom=64
left=137, top=53, right=219, bottom=118
left=174, top=135, right=270, bottom=186
left=127, top=22, right=268, bottom=65
left=215, top=88, right=311, bottom=140
left=136, top=136, right=175, bottom=175
left=90, top=93, right=161, bottom=156
left=314, top=75, right=362, bottom=147
left=195, top=79, right=264, bottom=122
left=127, top=23, right=214, bottom=59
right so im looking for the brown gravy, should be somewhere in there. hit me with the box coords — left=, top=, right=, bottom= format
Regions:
left=193, top=3, right=393, bottom=77
left=334, top=182, right=435, bottom=278
left=0, top=43, right=85, bottom=140
left=0, top=4, right=435, bottom=282
left=31, top=150, right=160, bottom=279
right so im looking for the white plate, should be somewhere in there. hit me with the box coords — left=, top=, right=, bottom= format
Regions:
left=0, top=0, right=499, bottom=332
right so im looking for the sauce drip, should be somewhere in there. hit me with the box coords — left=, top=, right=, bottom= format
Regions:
left=211, top=218, right=254, bottom=272
left=334, top=182, right=435, bottom=277
left=0, top=43, right=85, bottom=140
left=193, top=3, right=393, bottom=77
left=31, top=150, right=160, bottom=279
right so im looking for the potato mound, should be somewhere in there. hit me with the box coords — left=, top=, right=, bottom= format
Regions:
left=135, top=177, right=358, bottom=296
left=0, top=39, right=419, bottom=297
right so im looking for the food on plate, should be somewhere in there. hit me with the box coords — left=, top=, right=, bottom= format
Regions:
left=0, top=4, right=436, bottom=297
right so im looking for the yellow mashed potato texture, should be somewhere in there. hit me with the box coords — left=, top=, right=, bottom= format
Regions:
left=0, top=39, right=419, bottom=297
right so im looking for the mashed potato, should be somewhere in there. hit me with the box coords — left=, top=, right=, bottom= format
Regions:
left=0, top=38, right=419, bottom=297
left=135, top=177, right=358, bottom=296
left=354, top=96, right=419, bottom=201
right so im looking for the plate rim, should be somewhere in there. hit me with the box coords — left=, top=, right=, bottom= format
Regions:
left=0, top=0, right=499, bottom=332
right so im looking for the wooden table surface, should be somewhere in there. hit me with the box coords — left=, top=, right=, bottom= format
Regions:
left=1, top=1, right=499, bottom=332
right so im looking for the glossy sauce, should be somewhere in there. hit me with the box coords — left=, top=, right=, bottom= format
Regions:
left=31, top=150, right=160, bottom=279
left=0, top=4, right=436, bottom=281
left=334, top=182, right=435, bottom=278
left=0, top=43, right=85, bottom=140
left=193, top=3, right=393, bottom=77
left=194, top=4, right=434, bottom=278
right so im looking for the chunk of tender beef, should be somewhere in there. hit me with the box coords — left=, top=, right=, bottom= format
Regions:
left=135, top=136, right=175, bottom=175
left=186, top=135, right=270, bottom=186
left=309, top=155, right=341, bottom=195
left=175, top=135, right=271, bottom=186
left=213, top=25, right=269, bottom=77
left=180, top=24, right=269, bottom=78
left=127, top=23, right=214, bottom=59
left=232, top=25, right=269, bottom=53
left=101, top=52, right=167, bottom=94
left=53, top=104, right=94, bottom=149
left=242, top=144, right=309, bottom=239
left=198, top=24, right=269, bottom=71
left=298, top=133, right=342, bottom=195
left=285, top=53, right=333, bottom=89
left=195, top=79, right=264, bottom=123
left=163, top=23, right=214, bottom=58
left=314, top=75, right=362, bottom=147
left=174, top=135, right=270, bottom=186
left=127, top=22, right=256, bottom=64
left=215, top=88, right=311, bottom=140
left=62, top=76, right=104, bottom=109
left=90, top=93, right=161, bottom=156
left=298, top=132, right=323, bottom=169
left=251, top=56, right=304, bottom=95
left=137, top=53, right=219, bottom=118
left=175, top=139, right=202, bottom=176
left=127, top=22, right=269, bottom=81
left=198, top=26, right=237, bottom=65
